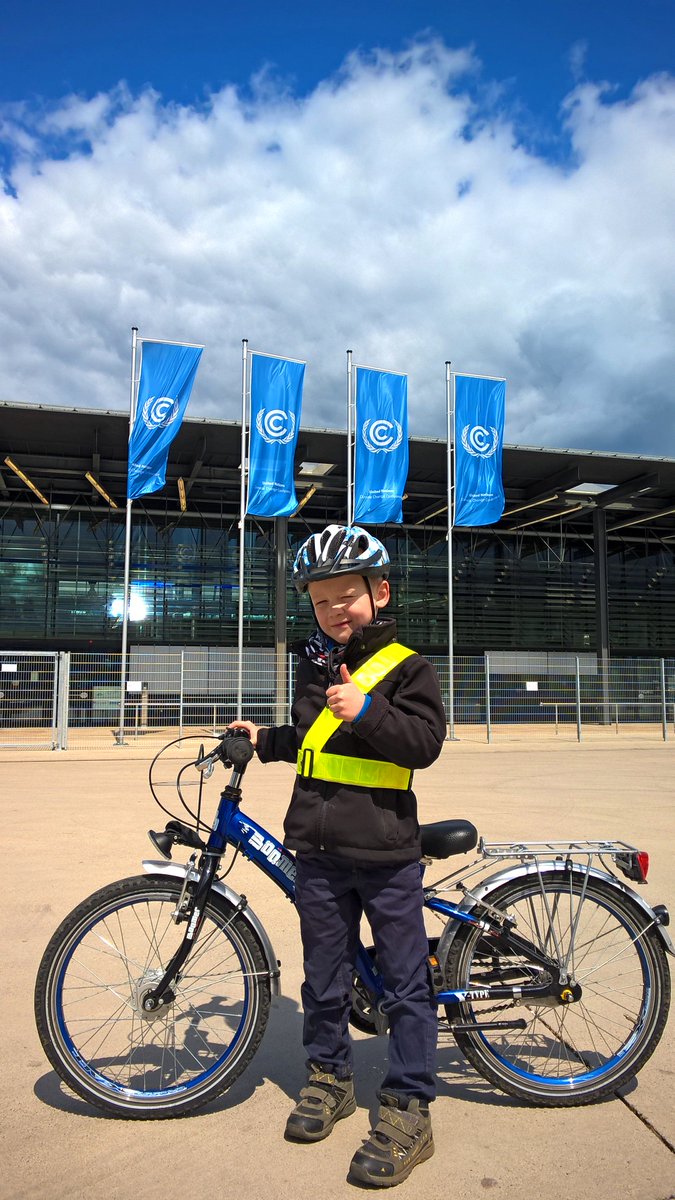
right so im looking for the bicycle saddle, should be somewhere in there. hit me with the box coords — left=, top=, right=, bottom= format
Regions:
left=420, top=820, right=478, bottom=859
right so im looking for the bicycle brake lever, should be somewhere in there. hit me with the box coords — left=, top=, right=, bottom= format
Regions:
left=194, top=742, right=218, bottom=774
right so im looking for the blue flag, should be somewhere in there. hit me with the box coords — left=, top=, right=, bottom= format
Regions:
left=127, top=341, right=203, bottom=500
left=354, top=368, right=408, bottom=524
left=454, top=375, right=505, bottom=526
left=247, top=353, right=305, bottom=518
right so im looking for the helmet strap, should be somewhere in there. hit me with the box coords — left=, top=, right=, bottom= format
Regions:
left=364, top=577, right=378, bottom=623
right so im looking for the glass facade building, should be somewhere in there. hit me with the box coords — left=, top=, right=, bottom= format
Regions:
left=2, top=505, right=674, bottom=655
left=1, top=401, right=675, bottom=657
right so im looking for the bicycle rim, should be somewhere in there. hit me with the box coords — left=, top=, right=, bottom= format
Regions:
left=447, top=873, right=670, bottom=1104
left=36, top=876, right=269, bottom=1116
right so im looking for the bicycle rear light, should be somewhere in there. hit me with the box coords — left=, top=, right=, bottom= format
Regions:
left=616, top=850, right=649, bottom=884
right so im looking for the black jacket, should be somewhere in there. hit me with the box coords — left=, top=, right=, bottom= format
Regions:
left=256, top=618, right=447, bottom=864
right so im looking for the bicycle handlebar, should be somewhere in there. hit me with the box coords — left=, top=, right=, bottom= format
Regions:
left=194, top=728, right=254, bottom=773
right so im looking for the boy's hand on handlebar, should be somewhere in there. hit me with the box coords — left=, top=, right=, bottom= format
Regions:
left=227, top=720, right=261, bottom=748
left=325, top=664, right=366, bottom=723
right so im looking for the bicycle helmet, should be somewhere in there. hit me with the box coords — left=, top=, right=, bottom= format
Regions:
left=292, top=524, right=390, bottom=594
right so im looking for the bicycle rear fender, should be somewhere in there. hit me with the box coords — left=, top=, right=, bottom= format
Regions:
left=142, top=859, right=281, bottom=996
left=435, top=858, right=674, bottom=977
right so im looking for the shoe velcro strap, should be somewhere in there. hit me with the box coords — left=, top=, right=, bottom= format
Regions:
left=374, top=1107, right=424, bottom=1151
left=308, top=1067, right=338, bottom=1085
left=297, top=1082, right=344, bottom=1112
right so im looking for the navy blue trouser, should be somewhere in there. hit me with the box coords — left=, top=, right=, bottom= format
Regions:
left=294, top=853, right=438, bottom=1103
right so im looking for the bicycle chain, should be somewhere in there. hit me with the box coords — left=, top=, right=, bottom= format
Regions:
left=446, top=1000, right=514, bottom=1018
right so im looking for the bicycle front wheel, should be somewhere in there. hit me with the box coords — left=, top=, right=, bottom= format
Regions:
left=35, top=875, right=271, bottom=1118
left=445, top=871, right=670, bottom=1106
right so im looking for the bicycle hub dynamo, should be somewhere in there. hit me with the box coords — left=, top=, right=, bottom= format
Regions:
left=134, top=973, right=175, bottom=1020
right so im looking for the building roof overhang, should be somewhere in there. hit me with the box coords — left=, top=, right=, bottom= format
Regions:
left=2, top=400, right=675, bottom=544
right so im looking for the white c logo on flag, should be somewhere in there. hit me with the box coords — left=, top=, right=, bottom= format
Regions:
left=142, top=396, right=180, bottom=430
left=362, top=419, right=403, bottom=454
left=256, top=408, right=296, bottom=444
left=461, top=425, right=499, bottom=458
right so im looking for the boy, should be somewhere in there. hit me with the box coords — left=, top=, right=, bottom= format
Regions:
left=233, top=524, right=446, bottom=1187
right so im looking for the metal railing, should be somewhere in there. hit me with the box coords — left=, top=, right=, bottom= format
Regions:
left=429, top=652, right=674, bottom=744
left=1, top=648, right=673, bottom=749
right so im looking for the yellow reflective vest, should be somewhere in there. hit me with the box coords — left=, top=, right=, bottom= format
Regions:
left=296, top=642, right=416, bottom=790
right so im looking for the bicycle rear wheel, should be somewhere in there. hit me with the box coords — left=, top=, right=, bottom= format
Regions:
left=35, top=875, right=271, bottom=1118
left=445, top=871, right=670, bottom=1106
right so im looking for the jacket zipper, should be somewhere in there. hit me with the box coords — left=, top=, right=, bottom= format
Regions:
left=318, top=798, right=328, bottom=851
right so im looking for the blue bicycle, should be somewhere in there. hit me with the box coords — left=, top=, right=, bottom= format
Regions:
left=35, top=730, right=673, bottom=1118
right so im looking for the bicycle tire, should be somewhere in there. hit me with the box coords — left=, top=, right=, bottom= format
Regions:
left=35, top=875, right=271, bottom=1118
left=445, top=871, right=670, bottom=1106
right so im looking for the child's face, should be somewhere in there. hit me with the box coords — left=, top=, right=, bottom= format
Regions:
left=307, top=573, right=390, bottom=644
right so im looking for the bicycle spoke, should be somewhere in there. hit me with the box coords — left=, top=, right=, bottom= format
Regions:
left=38, top=877, right=272, bottom=1115
left=449, top=872, right=666, bottom=1101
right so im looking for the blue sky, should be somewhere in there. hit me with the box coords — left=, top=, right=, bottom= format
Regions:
left=3, top=0, right=673, bottom=118
left=1, top=1, right=674, bottom=453
left=1, top=0, right=672, bottom=167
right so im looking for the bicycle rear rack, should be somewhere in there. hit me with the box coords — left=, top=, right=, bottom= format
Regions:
left=479, top=839, right=640, bottom=861
left=426, top=838, right=649, bottom=900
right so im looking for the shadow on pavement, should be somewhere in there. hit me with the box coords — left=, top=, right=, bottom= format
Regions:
left=33, top=992, right=636, bottom=1122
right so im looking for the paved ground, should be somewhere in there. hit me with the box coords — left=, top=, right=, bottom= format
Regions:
left=2, top=738, right=674, bottom=1200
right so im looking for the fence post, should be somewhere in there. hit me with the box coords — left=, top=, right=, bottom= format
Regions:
left=56, top=651, right=70, bottom=751
left=575, top=656, right=582, bottom=742
left=50, top=652, right=60, bottom=750
left=179, top=649, right=185, bottom=739
left=660, top=658, right=668, bottom=741
left=485, top=652, right=492, bottom=744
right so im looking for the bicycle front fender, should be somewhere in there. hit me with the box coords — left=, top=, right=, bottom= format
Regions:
left=435, top=858, right=674, bottom=977
left=142, top=859, right=282, bottom=995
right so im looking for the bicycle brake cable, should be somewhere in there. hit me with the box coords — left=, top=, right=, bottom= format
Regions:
left=176, top=760, right=211, bottom=832
left=219, top=844, right=240, bottom=882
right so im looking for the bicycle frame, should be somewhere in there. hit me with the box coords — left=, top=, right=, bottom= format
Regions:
left=37, top=733, right=673, bottom=1118
left=144, top=766, right=565, bottom=1014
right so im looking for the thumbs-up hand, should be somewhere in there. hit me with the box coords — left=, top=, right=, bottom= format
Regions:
left=325, top=663, right=366, bottom=723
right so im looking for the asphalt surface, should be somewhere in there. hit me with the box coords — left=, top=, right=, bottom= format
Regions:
left=2, top=738, right=674, bottom=1200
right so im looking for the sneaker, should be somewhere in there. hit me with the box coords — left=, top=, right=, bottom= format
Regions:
left=348, top=1092, right=434, bottom=1187
left=285, top=1063, right=356, bottom=1142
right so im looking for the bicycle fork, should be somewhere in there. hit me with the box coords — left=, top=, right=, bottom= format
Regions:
left=140, top=853, right=247, bottom=1014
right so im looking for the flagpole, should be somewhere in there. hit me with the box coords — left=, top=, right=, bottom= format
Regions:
left=117, top=326, right=139, bottom=745
left=237, top=339, right=249, bottom=720
left=446, top=360, right=457, bottom=741
left=346, top=349, right=353, bottom=525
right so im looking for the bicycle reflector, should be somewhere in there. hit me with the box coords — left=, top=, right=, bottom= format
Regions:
left=616, top=849, right=650, bottom=884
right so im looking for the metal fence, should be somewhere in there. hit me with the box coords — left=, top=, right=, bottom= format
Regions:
left=429, top=652, right=675, bottom=744
left=1, top=648, right=674, bottom=750
left=0, top=648, right=282, bottom=750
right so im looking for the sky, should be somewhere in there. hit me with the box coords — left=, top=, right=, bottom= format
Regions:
left=1, top=0, right=674, bottom=455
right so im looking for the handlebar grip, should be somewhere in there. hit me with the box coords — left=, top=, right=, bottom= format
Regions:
left=194, top=728, right=254, bottom=772
left=225, top=734, right=255, bottom=768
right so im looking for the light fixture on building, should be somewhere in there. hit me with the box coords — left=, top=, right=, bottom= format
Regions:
left=3, top=456, right=49, bottom=506
left=504, top=493, right=559, bottom=518
left=85, top=471, right=119, bottom=509
left=178, top=477, right=187, bottom=512
left=609, top=506, right=675, bottom=533
left=414, top=504, right=448, bottom=526
left=509, top=503, right=586, bottom=531
left=291, top=485, right=317, bottom=517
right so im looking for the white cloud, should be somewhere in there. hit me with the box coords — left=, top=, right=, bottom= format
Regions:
left=0, top=39, right=674, bottom=455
